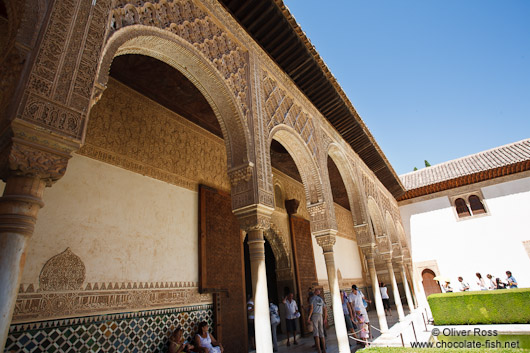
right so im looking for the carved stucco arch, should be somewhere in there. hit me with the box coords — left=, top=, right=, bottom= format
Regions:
left=396, top=222, right=411, bottom=254
left=367, top=196, right=392, bottom=255
left=269, top=125, right=323, bottom=206
left=264, top=225, right=290, bottom=270
left=385, top=211, right=402, bottom=257
left=94, top=25, right=251, bottom=176
left=327, top=143, right=367, bottom=226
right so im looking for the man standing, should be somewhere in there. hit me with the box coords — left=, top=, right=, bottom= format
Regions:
left=348, top=285, right=371, bottom=326
left=458, top=277, right=470, bottom=291
left=282, top=293, right=299, bottom=346
left=307, top=288, right=328, bottom=353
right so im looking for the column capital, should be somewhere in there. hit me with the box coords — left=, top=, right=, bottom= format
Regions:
left=0, top=122, right=80, bottom=186
left=314, top=229, right=337, bottom=253
left=233, top=203, right=274, bottom=232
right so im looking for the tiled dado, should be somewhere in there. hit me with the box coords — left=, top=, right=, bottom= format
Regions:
left=4, top=304, right=213, bottom=353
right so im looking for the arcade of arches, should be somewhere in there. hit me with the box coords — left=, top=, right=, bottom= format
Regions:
left=0, top=1, right=426, bottom=352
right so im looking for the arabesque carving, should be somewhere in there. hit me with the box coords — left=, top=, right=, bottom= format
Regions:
left=39, top=248, right=86, bottom=292
left=78, top=79, right=230, bottom=192
left=13, top=281, right=211, bottom=323
left=262, top=70, right=317, bottom=158
left=108, top=0, right=249, bottom=126
left=5, top=142, right=69, bottom=185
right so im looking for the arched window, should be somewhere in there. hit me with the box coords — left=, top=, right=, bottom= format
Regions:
left=455, top=198, right=471, bottom=218
left=274, top=184, right=284, bottom=209
left=469, top=195, right=486, bottom=215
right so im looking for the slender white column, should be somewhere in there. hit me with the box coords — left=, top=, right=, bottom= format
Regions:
left=320, top=240, right=350, bottom=353
left=400, top=263, right=414, bottom=312
left=367, top=258, right=388, bottom=332
left=386, top=260, right=405, bottom=321
left=0, top=176, right=45, bottom=349
left=247, top=228, right=273, bottom=353
left=407, top=263, right=424, bottom=307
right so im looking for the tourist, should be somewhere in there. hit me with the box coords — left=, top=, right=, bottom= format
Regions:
left=495, top=277, right=507, bottom=289
left=354, top=307, right=369, bottom=347
left=506, top=271, right=518, bottom=288
left=169, top=327, right=194, bottom=353
left=476, top=273, right=487, bottom=290
left=307, top=288, right=328, bottom=353
left=379, top=282, right=392, bottom=316
left=247, top=295, right=255, bottom=350
left=486, top=274, right=496, bottom=290
left=348, top=285, right=371, bottom=327
left=269, top=302, right=280, bottom=352
left=442, top=281, right=453, bottom=293
left=340, top=291, right=357, bottom=338
left=458, top=277, right=470, bottom=291
left=282, top=293, right=299, bottom=346
left=195, top=321, right=223, bottom=353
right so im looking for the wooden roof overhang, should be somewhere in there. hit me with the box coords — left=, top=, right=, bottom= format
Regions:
left=397, top=159, right=530, bottom=201
left=219, top=0, right=405, bottom=198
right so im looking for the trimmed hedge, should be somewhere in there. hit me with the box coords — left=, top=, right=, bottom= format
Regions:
left=428, top=288, right=530, bottom=325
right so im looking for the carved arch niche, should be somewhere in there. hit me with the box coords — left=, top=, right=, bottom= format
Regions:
left=385, top=211, right=402, bottom=257
left=327, top=143, right=367, bottom=226
left=367, top=197, right=392, bottom=255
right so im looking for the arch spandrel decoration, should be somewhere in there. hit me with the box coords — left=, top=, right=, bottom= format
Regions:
left=262, top=70, right=318, bottom=159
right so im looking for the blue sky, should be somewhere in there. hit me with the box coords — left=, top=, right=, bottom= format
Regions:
left=283, top=0, right=530, bottom=175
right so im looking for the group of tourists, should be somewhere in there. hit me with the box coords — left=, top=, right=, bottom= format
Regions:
left=168, top=321, right=223, bottom=353
left=440, top=271, right=518, bottom=292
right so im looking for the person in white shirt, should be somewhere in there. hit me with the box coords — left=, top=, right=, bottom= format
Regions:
left=458, top=276, right=470, bottom=291
left=379, top=282, right=392, bottom=316
left=282, top=293, right=299, bottom=346
left=348, top=285, right=370, bottom=321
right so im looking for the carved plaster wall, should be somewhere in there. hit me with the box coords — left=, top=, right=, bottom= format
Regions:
left=79, top=78, right=230, bottom=192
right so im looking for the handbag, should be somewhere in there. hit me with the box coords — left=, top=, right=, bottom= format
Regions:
left=362, top=298, right=368, bottom=308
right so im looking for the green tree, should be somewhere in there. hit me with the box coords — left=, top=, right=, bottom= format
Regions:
left=413, top=167, right=418, bottom=171
left=424, top=160, right=431, bottom=167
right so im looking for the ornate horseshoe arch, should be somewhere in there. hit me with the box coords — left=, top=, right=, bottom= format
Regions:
left=92, top=26, right=251, bottom=176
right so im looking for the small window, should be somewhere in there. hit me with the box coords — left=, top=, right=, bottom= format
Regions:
left=455, top=198, right=471, bottom=218
left=469, top=195, right=486, bottom=215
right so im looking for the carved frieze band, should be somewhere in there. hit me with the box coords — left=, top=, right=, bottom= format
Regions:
left=78, top=79, right=230, bottom=193
left=13, top=282, right=212, bottom=324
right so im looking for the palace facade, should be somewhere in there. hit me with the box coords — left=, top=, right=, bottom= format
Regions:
left=2, top=0, right=425, bottom=352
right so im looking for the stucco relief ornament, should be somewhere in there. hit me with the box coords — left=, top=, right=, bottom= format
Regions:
left=39, top=248, right=86, bottom=291
left=8, top=143, right=69, bottom=185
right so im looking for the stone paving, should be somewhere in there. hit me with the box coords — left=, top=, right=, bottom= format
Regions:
left=266, top=306, right=429, bottom=352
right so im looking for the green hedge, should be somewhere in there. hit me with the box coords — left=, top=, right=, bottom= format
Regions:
left=427, top=288, right=530, bottom=325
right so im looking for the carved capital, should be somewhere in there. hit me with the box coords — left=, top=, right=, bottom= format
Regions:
left=233, top=203, right=273, bottom=232
left=314, top=229, right=337, bottom=253
left=228, top=162, right=254, bottom=186
left=0, top=121, right=78, bottom=185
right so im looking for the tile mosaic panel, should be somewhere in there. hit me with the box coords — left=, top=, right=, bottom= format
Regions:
left=5, top=304, right=213, bottom=353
